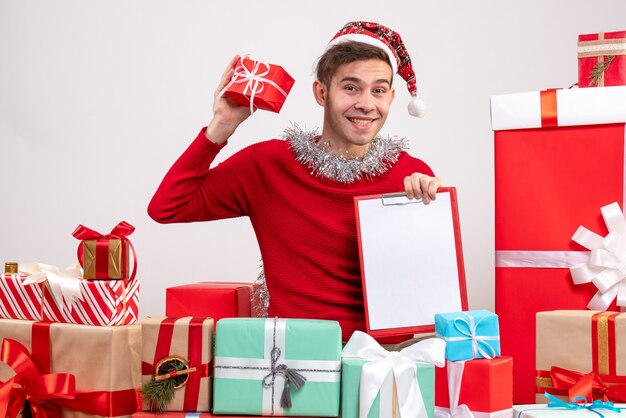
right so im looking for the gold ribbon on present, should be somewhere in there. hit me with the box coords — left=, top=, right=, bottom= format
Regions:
left=578, top=32, right=626, bottom=86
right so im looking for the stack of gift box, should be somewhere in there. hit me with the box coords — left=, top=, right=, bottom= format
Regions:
left=3, top=30, right=626, bottom=418
left=491, top=29, right=626, bottom=418
left=0, top=221, right=142, bottom=418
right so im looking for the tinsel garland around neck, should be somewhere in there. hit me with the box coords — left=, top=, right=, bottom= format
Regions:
left=286, top=125, right=408, bottom=183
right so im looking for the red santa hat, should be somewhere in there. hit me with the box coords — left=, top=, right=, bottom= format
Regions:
left=327, top=21, right=426, bottom=117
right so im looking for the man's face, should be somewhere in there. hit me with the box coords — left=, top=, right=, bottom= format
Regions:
left=313, top=59, right=395, bottom=157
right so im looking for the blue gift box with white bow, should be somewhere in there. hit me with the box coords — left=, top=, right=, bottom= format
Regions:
left=434, top=310, right=501, bottom=361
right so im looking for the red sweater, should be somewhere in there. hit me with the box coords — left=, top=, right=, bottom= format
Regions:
left=148, top=128, right=434, bottom=342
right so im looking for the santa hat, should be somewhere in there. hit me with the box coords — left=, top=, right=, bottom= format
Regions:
left=327, top=21, right=426, bottom=117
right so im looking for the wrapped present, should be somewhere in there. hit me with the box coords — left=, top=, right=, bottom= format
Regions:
left=536, top=310, right=626, bottom=404
left=220, top=55, right=295, bottom=114
left=435, top=358, right=512, bottom=418
left=132, top=413, right=312, bottom=418
left=514, top=394, right=626, bottom=418
left=213, top=317, right=341, bottom=416
left=578, top=31, right=626, bottom=88
left=490, top=87, right=626, bottom=403
left=141, top=317, right=213, bottom=412
left=166, top=281, right=266, bottom=327
left=72, top=221, right=137, bottom=280
left=0, top=262, right=139, bottom=325
left=434, top=310, right=500, bottom=361
left=0, top=318, right=142, bottom=418
left=341, top=331, right=444, bottom=418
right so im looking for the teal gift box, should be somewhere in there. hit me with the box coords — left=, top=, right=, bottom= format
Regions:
left=213, top=317, right=342, bottom=416
left=434, top=309, right=500, bottom=361
left=341, top=358, right=435, bottom=418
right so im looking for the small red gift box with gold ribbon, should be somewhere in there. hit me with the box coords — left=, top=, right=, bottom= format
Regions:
left=536, top=310, right=626, bottom=404
left=72, top=221, right=137, bottom=280
left=578, top=31, right=626, bottom=87
left=0, top=318, right=142, bottom=418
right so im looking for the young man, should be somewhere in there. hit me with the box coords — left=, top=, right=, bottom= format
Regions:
left=148, top=22, right=442, bottom=343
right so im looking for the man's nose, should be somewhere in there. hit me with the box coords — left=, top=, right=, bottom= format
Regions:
left=355, top=92, right=375, bottom=112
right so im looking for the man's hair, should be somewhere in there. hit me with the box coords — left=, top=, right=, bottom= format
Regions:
left=315, top=41, right=393, bottom=87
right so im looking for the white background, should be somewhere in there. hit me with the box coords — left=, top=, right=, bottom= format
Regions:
left=1, top=0, right=625, bottom=319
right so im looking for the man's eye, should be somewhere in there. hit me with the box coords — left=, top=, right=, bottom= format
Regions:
left=344, top=85, right=357, bottom=91
left=374, top=88, right=387, bottom=94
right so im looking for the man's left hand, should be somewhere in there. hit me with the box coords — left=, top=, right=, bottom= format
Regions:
left=403, top=173, right=443, bottom=204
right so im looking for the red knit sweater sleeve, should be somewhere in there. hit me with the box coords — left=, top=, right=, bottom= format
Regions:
left=147, top=128, right=260, bottom=223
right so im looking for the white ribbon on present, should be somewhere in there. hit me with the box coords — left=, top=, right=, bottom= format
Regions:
left=218, top=55, right=289, bottom=115
left=570, top=202, right=626, bottom=310
left=434, top=361, right=475, bottom=418
left=439, top=313, right=499, bottom=359
left=342, top=331, right=446, bottom=418
left=214, top=318, right=341, bottom=416
left=19, top=261, right=84, bottom=312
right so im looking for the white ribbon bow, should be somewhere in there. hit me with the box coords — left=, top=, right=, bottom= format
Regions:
left=342, top=331, right=445, bottom=418
left=218, top=55, right=289, bottom=114
left=570, top=202, right=626, bottom=310
left=19, top=261, right=85, bottom=312
left=434, top=361, right=475, bottom=418
left=440, top=314, right=499, bottom=359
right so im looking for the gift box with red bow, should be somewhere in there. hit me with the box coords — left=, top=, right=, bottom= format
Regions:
left=490, top=87, right=626, bottom=403
left=141, top=317, right=213, bottom=412
left=536, top=310, right=626, bottom=404
left=72, top=221, right=137, bottom=280
left=578, top=30, right=626, bottom=88
left=220, top=55, right=295, bottom=114
left=0, top=318, right=141, bottom=418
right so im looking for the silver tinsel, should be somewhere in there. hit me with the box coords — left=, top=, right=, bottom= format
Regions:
left=285, top=125, right=408, bottom=183
left=251, top=262, right=270, bottom=317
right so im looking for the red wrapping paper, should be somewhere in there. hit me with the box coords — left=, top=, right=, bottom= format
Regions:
left=578, top=31, right=626, bottom=87
left=221, top=56, right=294, bottom=113
left=435, top=357, right=513, bottom=414
left=166, top=282, right=260, bottom=328
left=494, top=123, right=624, bottom=403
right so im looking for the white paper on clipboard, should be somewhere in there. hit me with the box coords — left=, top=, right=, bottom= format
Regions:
left=355, top=187, right=467, bottom=336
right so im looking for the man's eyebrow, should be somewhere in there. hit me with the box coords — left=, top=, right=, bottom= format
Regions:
left=339, top=76, right=391, bottom=86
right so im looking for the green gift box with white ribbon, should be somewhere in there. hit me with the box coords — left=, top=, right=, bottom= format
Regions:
left=341, top=331, right=445, bottom=418
left=213, top=317, right=342, bottom=416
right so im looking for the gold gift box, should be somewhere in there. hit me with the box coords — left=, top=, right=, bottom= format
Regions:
left=82, top=238, right=129, bottom=280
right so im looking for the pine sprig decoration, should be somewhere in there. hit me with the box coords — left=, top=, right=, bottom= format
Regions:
left=140, top=357, right=188, bottom=413
left=589, top=55, right=616, bottom=86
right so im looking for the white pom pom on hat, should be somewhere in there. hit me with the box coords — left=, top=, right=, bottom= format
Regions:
left=327, top=21, right=426, bottom=118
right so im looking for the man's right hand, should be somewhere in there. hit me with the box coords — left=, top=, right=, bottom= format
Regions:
left=205, top=55, right=255, bottom=144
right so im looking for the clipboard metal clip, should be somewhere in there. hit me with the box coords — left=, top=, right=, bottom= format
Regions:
left=381, top=192, right=423, bottom=206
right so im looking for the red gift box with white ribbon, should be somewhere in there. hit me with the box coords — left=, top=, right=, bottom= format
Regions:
left=490, top=86, right=626, bottom=403
left=220, top=55, right=294, bottom=114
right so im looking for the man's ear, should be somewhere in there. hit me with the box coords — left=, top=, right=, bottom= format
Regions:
left=312, top=80, right=327, bottom=106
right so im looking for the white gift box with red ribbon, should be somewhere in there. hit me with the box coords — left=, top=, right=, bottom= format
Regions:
left=490, top=85, right=626, bottom=131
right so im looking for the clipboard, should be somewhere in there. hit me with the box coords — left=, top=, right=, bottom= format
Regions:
left=354, top=187, right=468, bottom=337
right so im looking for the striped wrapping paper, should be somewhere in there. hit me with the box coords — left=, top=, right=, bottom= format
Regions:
left=0, top=273, right=139, bottom=326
